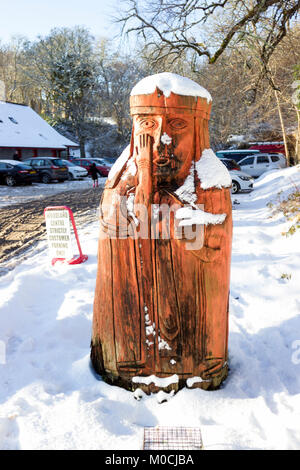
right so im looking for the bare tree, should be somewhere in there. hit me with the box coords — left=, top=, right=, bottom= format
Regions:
left=118, top=0, right=300, bottom=71
left=24, top=27, right=99, bottom=157
left=293, top=64, right=300, bottom=162
left=98, top=45, right=144, bottom=138
left=233, top=24, right=300, bottom=164
left=0, top=37, right=31, bottom=103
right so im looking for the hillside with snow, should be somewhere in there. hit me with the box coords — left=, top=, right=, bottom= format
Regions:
left=0, top=166, right=300, bottom=450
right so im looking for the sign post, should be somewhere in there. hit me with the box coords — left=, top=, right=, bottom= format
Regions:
left=44, top=206, right=88, bottom=266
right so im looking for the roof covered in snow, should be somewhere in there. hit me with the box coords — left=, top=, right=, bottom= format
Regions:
left=0, top=102, right=78, bottom=149
left=130, top=72, right=212, bottom=102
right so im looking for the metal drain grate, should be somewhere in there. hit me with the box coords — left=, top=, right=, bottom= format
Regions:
left=143, top=426, right=203, bottom=450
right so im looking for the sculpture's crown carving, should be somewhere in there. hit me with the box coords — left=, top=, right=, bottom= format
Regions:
left=130, top=87, right=211, bottom=120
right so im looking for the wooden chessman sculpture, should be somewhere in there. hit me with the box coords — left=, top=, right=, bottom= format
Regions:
left=91, top=73, right=232, bottom=393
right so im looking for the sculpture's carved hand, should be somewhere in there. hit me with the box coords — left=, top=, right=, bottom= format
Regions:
left=134, top=186, right=149, bottom=222
left=136, top=133, right=152, bottom=167
left=135, top=133, right=153, bottom=213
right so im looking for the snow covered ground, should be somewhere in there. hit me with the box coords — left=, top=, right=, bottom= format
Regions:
left=0, top=178, right=106, bottom=208
left=0, top=166, right=300, bottom=450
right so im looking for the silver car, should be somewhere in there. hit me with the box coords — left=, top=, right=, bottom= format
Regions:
left=238, top=153, right=287, bottom=177
left=60, top=159, right=88, bottom=180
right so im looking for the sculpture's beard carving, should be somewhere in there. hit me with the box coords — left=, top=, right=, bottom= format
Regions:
left=153, top=141, right=178, bottom=178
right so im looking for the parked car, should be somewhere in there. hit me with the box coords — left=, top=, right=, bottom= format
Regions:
left=91, top=157, right=116, bottom=168
left=220, top=158, right=254, bottom=193
left=238, top=153, right=287, bottom=178
left=219, top=158, right=241, bottom=171
left=69, top=158, right=110, bottom=177
left=0, top=160, right=38, bottom=186
left=23, top=158, right=69, bottom=183
left=60, top=159, right=88, bottom=180
left=230, top=171, right=254, bottom=194
left=216, top=149, right=260, bottom=163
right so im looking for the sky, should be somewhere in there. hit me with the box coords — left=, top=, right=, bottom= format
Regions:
left=0, top=0, right=123, bottom=43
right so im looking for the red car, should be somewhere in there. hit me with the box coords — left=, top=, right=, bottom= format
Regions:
left=69, top=158, right=110, bottom=177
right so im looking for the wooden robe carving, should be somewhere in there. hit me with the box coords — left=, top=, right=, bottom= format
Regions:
left=91, top=73, right=232, bottom=393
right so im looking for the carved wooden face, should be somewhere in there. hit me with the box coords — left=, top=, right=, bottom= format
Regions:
left=133, top=112, right=195, bottom=182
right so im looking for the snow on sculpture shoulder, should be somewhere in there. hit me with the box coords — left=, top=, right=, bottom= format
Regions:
left=196, top=148, right=232, bottom=190
left=175, top=163, right=197, bottom=205
left=175, top=148, right=231, bottom=205
left=130, top=72, right=212, bottom=102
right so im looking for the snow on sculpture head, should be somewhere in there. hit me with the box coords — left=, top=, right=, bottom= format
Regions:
left=129, top=72, right=212, bottom=183
left=130, top=72, right=212, bottom=101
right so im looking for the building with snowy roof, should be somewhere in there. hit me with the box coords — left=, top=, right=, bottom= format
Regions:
left=0, top=101, right=79, bottom=161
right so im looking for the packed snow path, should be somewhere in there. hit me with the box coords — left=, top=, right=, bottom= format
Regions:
left=0, top=166, right=299, bottom=450
left=0, top=178, right=105, bottom=209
